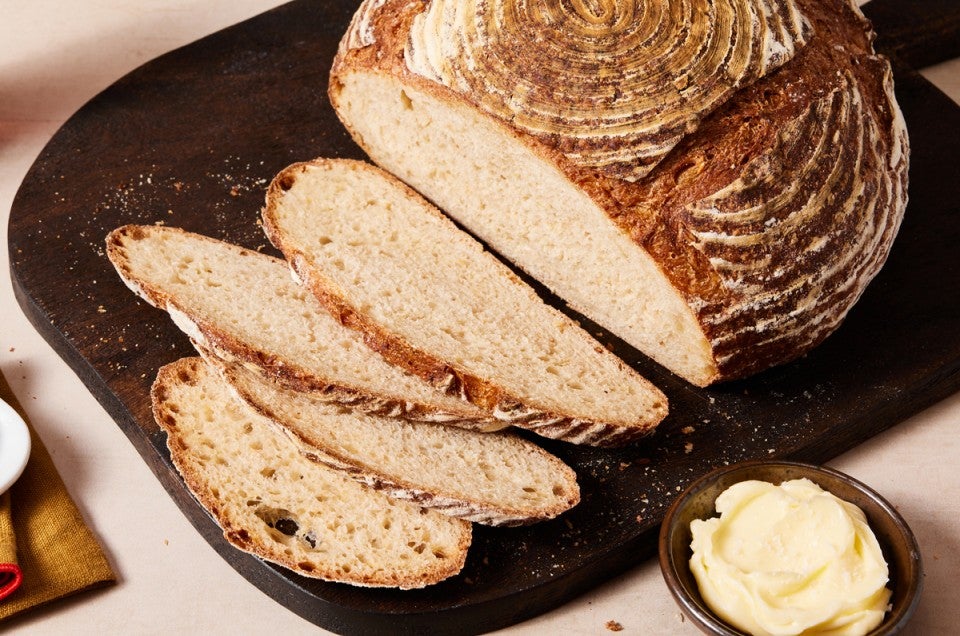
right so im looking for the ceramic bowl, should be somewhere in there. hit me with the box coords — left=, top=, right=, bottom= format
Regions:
left=659, top=460, right=923, bottom=635
left=0, top=398, right=31, bottom=494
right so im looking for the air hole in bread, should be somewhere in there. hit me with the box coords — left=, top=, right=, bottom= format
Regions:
left=254, top=505, right=299, bottom=536
left=273, top=517, right=300, bottom=536
left=277, top=173, right=296, bottom=191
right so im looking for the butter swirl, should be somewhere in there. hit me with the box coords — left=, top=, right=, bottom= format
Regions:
left=404, top=0, right=810, bottom=181
left=691, top=478, right=891, bottom=635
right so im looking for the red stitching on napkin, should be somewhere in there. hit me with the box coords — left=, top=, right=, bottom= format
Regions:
left=0, top=563, right=23, bottom=601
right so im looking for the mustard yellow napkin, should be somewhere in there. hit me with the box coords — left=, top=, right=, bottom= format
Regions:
left=0, top=369, right=115, bottom=620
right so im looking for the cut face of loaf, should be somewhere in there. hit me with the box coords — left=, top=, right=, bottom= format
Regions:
left=151, top=357, right=471, bottom=589
left=331, top=68, right=717, bottom=385
left=105, top=224, right=501, bottom=430
left=209, top=355, right=580, bottom=526
left=262, top=159, right=668, bottom=447
left=329, top=0, right=909, bottom=386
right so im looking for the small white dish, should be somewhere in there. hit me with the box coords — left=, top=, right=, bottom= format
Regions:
left=0, top=398, right=31, bottom=494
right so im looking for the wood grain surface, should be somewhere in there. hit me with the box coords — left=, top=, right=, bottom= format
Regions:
left=8, top=1, right=960, bottom=633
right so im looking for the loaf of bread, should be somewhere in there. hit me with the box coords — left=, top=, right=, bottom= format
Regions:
left=262, top=158, right=668, bottom=446
left=105, top=224, right=501, bottom=430
left=151, top=357, right=471, bottom=588
left=329, top=0, right=909, bottom=386
left=206, top=353, right=580, bottom=526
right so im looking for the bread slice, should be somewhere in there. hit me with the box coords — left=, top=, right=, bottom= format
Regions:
left=151, top=357, right=471, bottom=588
left=205, top=353, right=579, bottom=526
left=105, top=224, right=501, bottom=430
left=328, top=0, right=908, bottom=386
left=262, top=158, right=668, bottom=447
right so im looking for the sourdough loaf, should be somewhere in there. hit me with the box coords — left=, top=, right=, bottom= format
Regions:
left=105, top=224, right=501, bottom=430
left=151, top=357, right=471, bottom=588
left=328, top=0, right=909, bottom=386
left=207, top=354, right=580, bottom=526
left=262, top=158, right=668, bottom=446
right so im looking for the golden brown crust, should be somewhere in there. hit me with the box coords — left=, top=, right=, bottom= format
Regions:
left=633, top=0, right=908, bottom=380
left=330, top=0, right=908, bottom=384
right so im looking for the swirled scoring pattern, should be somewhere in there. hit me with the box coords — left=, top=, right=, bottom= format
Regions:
left=404, top=0, right=810, bottom=181
left=685, top=65, right=909, bottom=371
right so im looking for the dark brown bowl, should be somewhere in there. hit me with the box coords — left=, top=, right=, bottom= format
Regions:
left=659, top=460, right=923, bottom=635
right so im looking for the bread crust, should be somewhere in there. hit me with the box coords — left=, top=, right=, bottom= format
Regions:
left=329, top=0, right=909, bottom=385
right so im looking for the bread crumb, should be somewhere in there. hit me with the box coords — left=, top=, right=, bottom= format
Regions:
left=681, top=425, right=695, bottom=434
left=605, top=620, right=624, bottom=631
left=684, top=442, right=694, bottom=454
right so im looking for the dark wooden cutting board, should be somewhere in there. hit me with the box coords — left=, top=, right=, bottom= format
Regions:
left=9, top=1, right=960, bottom=634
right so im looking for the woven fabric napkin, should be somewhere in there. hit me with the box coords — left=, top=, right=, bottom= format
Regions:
left=0, top=368, right=115, bottom=620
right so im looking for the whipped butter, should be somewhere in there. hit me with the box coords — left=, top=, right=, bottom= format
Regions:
left=689, top=478, right=891, bottom=636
